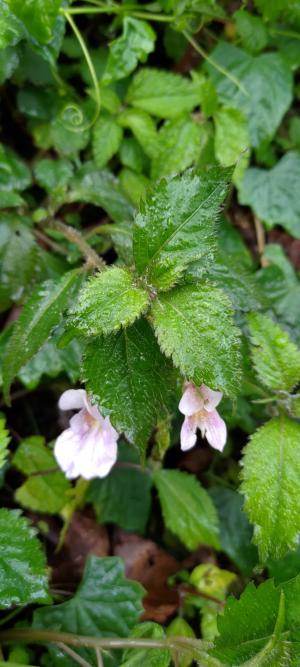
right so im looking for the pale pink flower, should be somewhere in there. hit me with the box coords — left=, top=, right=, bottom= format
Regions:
left=179, top=382, right=227, bottom=452
left=54, top=389, right=119, bottom=480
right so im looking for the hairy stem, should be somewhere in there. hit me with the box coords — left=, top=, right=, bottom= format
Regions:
left=0, top=629, right=205, bottom=653
left=45, top=219, right=105, bottom=270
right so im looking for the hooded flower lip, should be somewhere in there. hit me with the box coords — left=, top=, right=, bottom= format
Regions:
left=54, top=389, right=119, bottom=480
left=179, top=382, right=227, bottom=453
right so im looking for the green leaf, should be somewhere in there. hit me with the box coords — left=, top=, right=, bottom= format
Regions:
left=0, top=508, right=50, bottom=609
left=33, top=556, right=144, bottom=667
left=87, top=441, right=152, bottom=533
left=34, top=158, right=74, bottom=191
left=118, top=108, right=158, bottom=159
left=6, top=0, right=62, bottom=43
left=248, top=313, right=300, bottom=392
left=133, top=168, right=231, bottom=291
left=166, top=617, right=195, bottom=667
left=210, top=487, right=258, bottom=575
left=152, top=282, right=241, bottom=396
left=190, top=563, right=236, bottom=641
left=241, top=416, right=300, bottom=562
left=238, top=151, right=300, bottom=239
left=207, top=43, right=293, bottom=148
left=82, top=319, right=175, bottom=452
left=120, top=168, right=150, bottom=208
left=18, top=336, right=81, bottom=389
left=0, top=143, right=31, bottom=191
left=3, top=270, right=81, bottom=403
left=12, top=436, right=71, bottom=514
left=126, top=68, right=200, bottom=119
left=151, top=115, right=203, bottom=181
left=0, top=416, right=10, bottom=470
left=213, top=107, right=250, bottom=182
left=72, top=267, right=149, bottom=336
left=92, top=115, right=123, bottom=169
left=121, top=622, right=171, bottom=667
left=211, top=580, right=286, bottom=664
left=234, top=10, right=268, bottom=53
left=0, top=46, right=19, bottom=83
left=154, top=470, right=219, bottom=550
left=119, top=137, right=148, bottom=173
left=0, top=0, right=24, bottom=48
left=0, top=215, right=38, bottom=309
left=253, top=0, right=300, bottom=22
left=67, top=163, right=134, bottom=223
left=103, top=18, right=156, bottom=84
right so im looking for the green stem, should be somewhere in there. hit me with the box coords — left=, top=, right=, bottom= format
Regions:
left=183, top=31, right=249, bottom=98
left=61, top=10, right=101, bottom=129
left=57, top=642, right=93, bottom=667
left=64, top=4, right=172, bottom=20
left=0, top=629, right=205, bottom=653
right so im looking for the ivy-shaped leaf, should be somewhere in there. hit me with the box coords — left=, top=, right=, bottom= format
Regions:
left=133, top=168, right=231, bottom=291
left=241, top=416, right=300, bottom=562
left=103, top=18, right=156, bottom=84
left=154, top=469, right=220, bottom=550
left=152, top=281, right=241, bottom=396
left=0, top=508, right=50, bottom=609
left=3, top=270, right=81, bottom=402
left=82, top=319, right=175, bottom=453
left=72, top=267, right=150, bottom=336
left=33, top=556, right=144, bottom=667
left=248, top=313, right=300, bottom=392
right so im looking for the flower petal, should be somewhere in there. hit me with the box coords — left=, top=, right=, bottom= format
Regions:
left=179, top=383, right=204, bottom=416
left=76, top=422, right=118, bottom=479
left=180, top=415, right=198, bottom=451
left=200, top=384, right=223, bottom=412
left=58, top=389, right=87, bottom=412
left=202, top=409, right=227, bottom=452
left=54, top=428, right=84, bottom=479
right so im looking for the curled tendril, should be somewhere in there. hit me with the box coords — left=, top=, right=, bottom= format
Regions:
left=58, top=10, right=101, bottom=133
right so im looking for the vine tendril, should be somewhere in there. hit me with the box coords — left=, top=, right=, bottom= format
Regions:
left=59, top=9, right=101, bottom=132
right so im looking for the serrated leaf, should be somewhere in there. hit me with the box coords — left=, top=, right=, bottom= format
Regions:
left=72, top=267, right=149, bottom=336
left=87, top=441, right=152, bottom=533
left=6, top=0, right=61, bottom=43
left=0, top=416, right=10, bottom=470
left=92, top=115, right=123, bottom=169
left=121, top=622, right=171, bottom=667
left=211, top=580, right=284, bottom=664
left=152, top=281, right=241, bottom=396
left=82, top=319, right=175, bottom=452
left=0, top=143, right=31, bottom=191
left=154, top=469, right=220, bottom=550
left=133, top=168, right=231, bottom=291
left=126, top=68, right=200, bottom=119
left=118, top=108, right=158, bottom=159
left=0, top=508, right=50, bottom=608
left=3, top=270, right=81, bottom=403
left=210, top=487, right=258, bottom=575
left=120, top=168, right=150, bottom=208
left=241, top=416, right=300, bottom=562
left=151, top=115, right=203, bottom=181
left=103, top=18, right=156, bottom=84
left=12, top=436, right=71, bottom=514
left=248, top=313, right=300, bottom=392
left=238, top=152, right=300, bottom=239
left=207, top=43, right=292, bottom=148
left=34, top=158, right=74, bottom=191
left=33, top=555, right=144, bottom=667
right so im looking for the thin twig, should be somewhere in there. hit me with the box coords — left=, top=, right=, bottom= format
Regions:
left=183, top=31, right=249, bottom=98
left=57, top=642, right=93, bottom=667
left=95, top=647, right=104, bottom=667
left=43, top=219, right=105, bottom=270
left=253, top=216, right=268, bottom=267
left=34, top=229, right=68, bottom=256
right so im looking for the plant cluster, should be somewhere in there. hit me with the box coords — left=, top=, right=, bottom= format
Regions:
left=1, top=0, right=300, bottom=665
